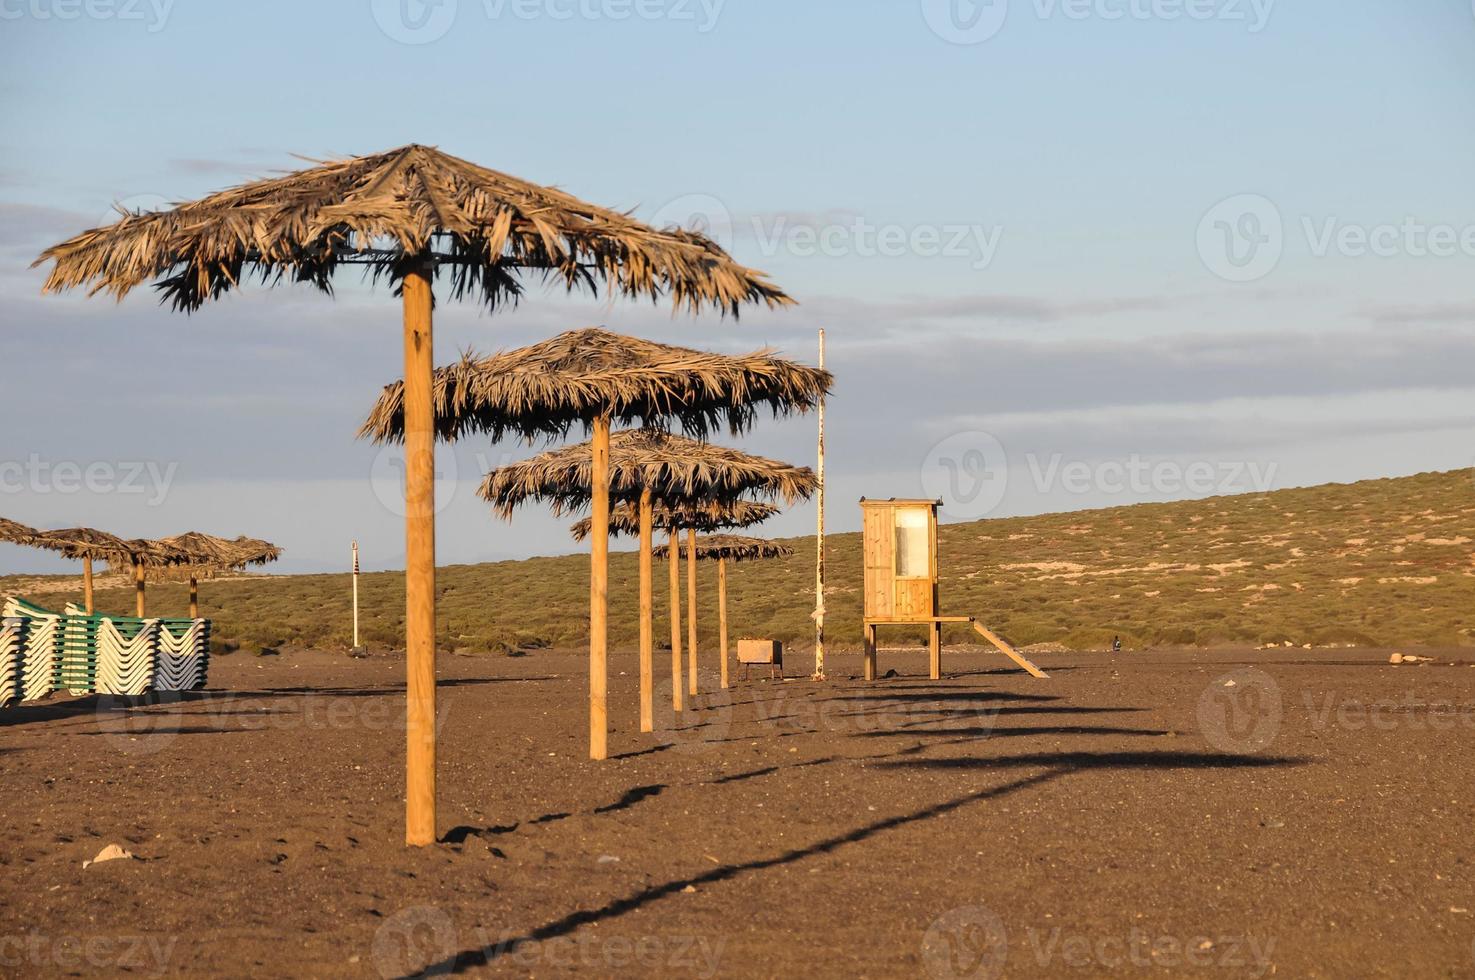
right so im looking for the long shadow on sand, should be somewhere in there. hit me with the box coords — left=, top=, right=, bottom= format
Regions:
left=0, top=677, right=551, bottom=732
left=415, top=748, right=1306, bottom=976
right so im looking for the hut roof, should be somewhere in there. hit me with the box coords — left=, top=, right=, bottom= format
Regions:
left=359, top=327, right=832, bottom=444
left=34, top=144, right=792, bottom=316
left=568, top=499, right=780, bottom=541
left=652, top=535, right=795, bottom=563
left=480, top=429, right=817, bottom=519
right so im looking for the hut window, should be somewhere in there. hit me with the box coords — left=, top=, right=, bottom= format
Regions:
left=894, top=509, right=928, bottom=578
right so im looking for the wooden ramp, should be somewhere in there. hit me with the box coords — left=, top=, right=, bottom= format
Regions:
left=970, top=620, right=1048, bottom=679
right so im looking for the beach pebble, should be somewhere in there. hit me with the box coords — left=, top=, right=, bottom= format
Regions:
left=1390, top=654, right=1404, bottom=664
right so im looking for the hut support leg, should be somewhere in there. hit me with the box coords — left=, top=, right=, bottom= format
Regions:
left=83, top=558, right=94, bottom=614
left=718, top=558, right=729, bottom=690
left=189, top=576, right=199, bottom=620
left=686, top=528, right=697, bottom=698
left=589, top=415, right=610, bottom=761
left=669, top=530, right=682, bottom=715
left=402, top=267, right=437, bottom=848
left=134, top=561, right=145, bottom=617
left=929, top=621, right=942, bottom=680
left=863, top=623, right=877, bottom=681
left=637, top=489, right=653, bottom=734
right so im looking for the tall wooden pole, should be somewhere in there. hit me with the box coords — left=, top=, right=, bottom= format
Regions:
left=589, top=415, right=611, bottom=761
left=637, top=488, right=654, bottom=733
left=188, top=576, right=199, bottom=619
left=133, top=560, right=145, bottom=617
left=813, top=328, right=827, bottom=681
left=718, top=557, right=729, bottom=689
left=686, top=528, right=698, bottom=698
left=402, top=266, right=437, bottom=848
left=82, top=558, right=94, bottom=614
left=668, top=529, right=682, bottom=715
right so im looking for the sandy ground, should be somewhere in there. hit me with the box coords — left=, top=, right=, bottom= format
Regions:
left=2, top=645, right=1474, bottom=978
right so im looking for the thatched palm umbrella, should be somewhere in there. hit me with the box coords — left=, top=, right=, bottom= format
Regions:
left=361, top=327, right=827, bottom=753
left=5, top=526, right=167, bottom=615
left=567, top=499, right=780, bottom=541
left=652, top=535, right=795, bottom=690
left=104, top=538, right=196, bottom=616
left=571, top=497, right=780, bottom=715
left=575, top=503, right=784, bottom=691
left=36, top=144, right=790, bottom=847
left=25, top=527, right=130, bottom=612
left=0, top=517, right=41, bottom=548
left=482, top=429, right=816, bottom=741
left=158, top=532, right=283, bottom=617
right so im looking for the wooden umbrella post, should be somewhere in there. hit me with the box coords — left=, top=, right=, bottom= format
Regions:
left=669, top=529, right=682, bottom=715
left=402, top=266, right=437, bottom=848
left=718, top=557, right=729, bottom=689
left=686, top=528, right=698, bottom=698
left=637, top=488, right=654, bottom=734
left=188, top=575, right=199, bottom=619
left=589, top=415, right=611, bottom=761
left=82, top=557, right=94, bottom=614
left=133, top=559, right=146, bottom=617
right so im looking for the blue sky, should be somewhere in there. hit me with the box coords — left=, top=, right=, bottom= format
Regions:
left=2, top=0, right=1473, bottom=574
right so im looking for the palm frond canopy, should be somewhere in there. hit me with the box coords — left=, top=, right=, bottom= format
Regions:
left=34, top=144, right=793, bottom=316
left=652, top=535, right=795, bottom=563
left=0, top=518, right=41, bottom=548
left=480, top=429, right=817, bottom=519
left=158, top=532, right=283, bottom=577
left=14, top=527, right=189, bottom=569
left=568, top=499, right=780, bottom=542
left=359, top=327, right=832, bottom=444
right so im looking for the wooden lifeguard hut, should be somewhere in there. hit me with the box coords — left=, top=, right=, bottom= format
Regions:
left=860, top=497, right=1047, bottom=681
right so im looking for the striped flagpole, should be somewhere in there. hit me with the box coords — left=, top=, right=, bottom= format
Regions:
left=813, top=328, right=827, bottom=681
left=351, top=541, right=361, bottom=651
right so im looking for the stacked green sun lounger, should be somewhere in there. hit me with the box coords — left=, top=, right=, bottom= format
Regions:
left=0, top=596, right=211, bottom=703
left=0, top=617, right=26, bottom=705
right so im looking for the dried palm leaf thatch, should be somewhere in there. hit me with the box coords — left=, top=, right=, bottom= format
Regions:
left=155, top=532, right=284, bottom=580
left=568, top=499, right=780, bottom=541
left=359, top=327, right=833, bottom=444
left=480, top=429, right=817, bottom=519
left=34, top=144, right=793, bottom=316
left=652, top=535, right=794, bottom=563
left=0, top=518, right=42, bottom=548
left=17, top=527, right=132, bottom=565
left=7, top=526, right=195, bottom=571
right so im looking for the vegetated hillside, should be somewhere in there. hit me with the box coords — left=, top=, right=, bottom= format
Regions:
left=4, top=470, right=1471, bottom=655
